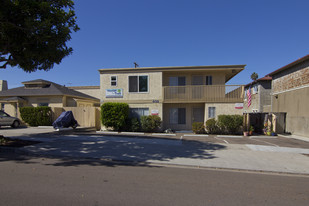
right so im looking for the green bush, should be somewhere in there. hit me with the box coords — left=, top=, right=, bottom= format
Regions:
left=101, top=102, right=129, bottom=131
left=130, top=118, right=141, bottom=132
left=140, top=115, right=162, bottom=133
left=205, top=118, right=219, bottom=134
left=19, top=106, right=52, bottom=126
left=217, top=115, right=243, bottom=134
left=192, top=122, right=206, bottom=134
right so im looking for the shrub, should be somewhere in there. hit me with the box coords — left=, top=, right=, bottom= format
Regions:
left=192, top=122, right=206, bottom=134
left=217, top=115, right=243, bottom=134
left=101, top=102, right=129, bottom=131
left=205, top=118, right=219, bottom=134
left=130, top=118, right=141, bottom=132
left=20, top=106, right=52, bottom=126
left=140, top=115, right=162, bottom=133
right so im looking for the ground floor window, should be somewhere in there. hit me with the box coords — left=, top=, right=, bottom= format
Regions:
left=38, top=103, right=49, bottom=107
left=169, top=108, right=186, bottom=124
left=208, top=107, right=216, bottom=118
left=129, top=108, right=149, bottom=120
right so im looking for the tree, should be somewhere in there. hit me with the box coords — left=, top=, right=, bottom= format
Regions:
left=0, top=0, right=79, bottom=72
left=250, top=72, right=258, bottom=81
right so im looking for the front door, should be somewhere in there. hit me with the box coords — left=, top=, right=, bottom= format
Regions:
left=192, top=107, right=204, bottom=123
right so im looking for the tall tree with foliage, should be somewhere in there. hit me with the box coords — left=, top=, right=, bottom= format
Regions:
left=250, top=72, right=258, bottom=81
left=0, top=0, right=79, bottom=72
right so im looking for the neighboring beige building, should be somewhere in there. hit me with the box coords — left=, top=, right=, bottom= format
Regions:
left=267, top=55, right=309, bottom=137
left=99, top=65, right=245, bottom=131
left=0, top=79, right=100, bottom=118
left=243, top=76, right=272, bottom=113
left=68, top=86, right=101, bottom=99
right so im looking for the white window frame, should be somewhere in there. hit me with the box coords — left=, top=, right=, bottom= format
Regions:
left=128, top=75, right=149, bottom=93
left=111, top=76, right=117, bottom=86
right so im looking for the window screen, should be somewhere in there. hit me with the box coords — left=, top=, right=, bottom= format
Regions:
left=129, top=76, right=138, bottom=92
left=208, top=107, right=216, bottom=118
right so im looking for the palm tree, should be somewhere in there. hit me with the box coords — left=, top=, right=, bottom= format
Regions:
left=251, top=72, right=258, bottom=81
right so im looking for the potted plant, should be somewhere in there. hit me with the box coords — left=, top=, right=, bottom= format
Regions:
left=243, top=124, right=249, bottom=136
left=263, top=123, right=268, bottom=135
left=249, top=126, right=254, bottom=136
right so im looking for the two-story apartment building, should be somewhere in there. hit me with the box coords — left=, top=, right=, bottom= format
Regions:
left=99, top=65, right=245, bottom=131
left=267, top=55, right=309, bottom=137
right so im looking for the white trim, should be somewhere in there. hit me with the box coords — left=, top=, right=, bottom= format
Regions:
left=272, top=84, right=309, bottom=95
left=183, top=134, right=209, bottom=137
left=153, top=133, right=176, bottom=136
left=110, top=76, right=117, bottom=87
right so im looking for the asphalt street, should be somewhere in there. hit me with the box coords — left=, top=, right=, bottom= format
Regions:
left=1, top=154, right=309, bottom=206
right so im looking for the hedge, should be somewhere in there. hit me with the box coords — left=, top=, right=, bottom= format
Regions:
left=19, top=106, right=52, bottom=126
left=140, top=115, right=162, bottom=133
left=192, top=122, right=206, bottom=134
left=217, top=115, right=243, bottom=134
left=205, top=118, right=219, bottom=134
left=101, top=102, right=129, bottom=131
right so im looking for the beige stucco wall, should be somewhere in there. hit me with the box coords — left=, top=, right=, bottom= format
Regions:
left=26, top=96, right=64, bottom=107
left=205, top=103, right=243, bottom=121
left=4, top=103, right=17, bottom=117
left=100, top=71, right=163, bottom=103
left=272, top=86, right=309, bottom=137
left=69, top=87, right=100, bottom=99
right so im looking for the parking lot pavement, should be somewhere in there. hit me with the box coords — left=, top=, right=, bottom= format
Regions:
left=13, top=134, right=309, bottom=174
left=2, top=127, right=309, bottom=174
left=2, top=127, right=309, bottom=149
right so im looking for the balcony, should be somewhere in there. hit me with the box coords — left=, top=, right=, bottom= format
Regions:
left=163, top=85, right=244, bottom=103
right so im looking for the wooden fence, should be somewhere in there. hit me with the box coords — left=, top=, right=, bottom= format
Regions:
left=51, top=107, right=101, bottom=130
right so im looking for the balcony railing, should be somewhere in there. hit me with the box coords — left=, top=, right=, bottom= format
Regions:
left=163, top=85, right=244, bottom=103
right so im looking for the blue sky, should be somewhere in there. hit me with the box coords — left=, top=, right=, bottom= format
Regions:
left=1, top=0, right=309, bottom=88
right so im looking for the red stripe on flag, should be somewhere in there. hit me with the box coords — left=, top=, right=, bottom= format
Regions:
left=247, top=87, right=252, bottom=107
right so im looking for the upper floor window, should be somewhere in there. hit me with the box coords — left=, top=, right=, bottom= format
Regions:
left=129, top=75, right=148, bottom=93
left=169, top=76, right=186, bottom=86
left=192, top=76, right=203, bottom=85
left=206, top=76, right=212, bottom=85
left=111, top=76, right=117, bottom=86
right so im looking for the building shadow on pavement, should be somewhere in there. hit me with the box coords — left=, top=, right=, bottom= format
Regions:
left=0, top=135, right=226, bottom=167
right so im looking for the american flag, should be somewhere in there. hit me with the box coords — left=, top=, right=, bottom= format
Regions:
left=247, top=87, right=252, bottom=107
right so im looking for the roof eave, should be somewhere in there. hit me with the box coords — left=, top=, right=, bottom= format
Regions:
left=98, top=65, right=246, bottom=73
left=266, top=55, right=309, bottom=77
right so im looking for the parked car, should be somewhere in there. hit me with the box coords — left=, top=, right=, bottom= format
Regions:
left=0, top=110, right=21, bottom=128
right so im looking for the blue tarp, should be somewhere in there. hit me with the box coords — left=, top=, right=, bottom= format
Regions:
left=52, top=111, right=78, bottom=129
